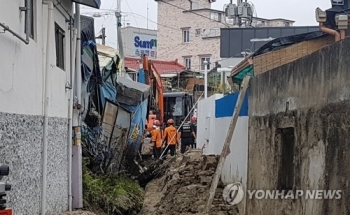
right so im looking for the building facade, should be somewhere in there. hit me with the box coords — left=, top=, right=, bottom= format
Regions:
left=156, top=0, right=226, bottom=72
left=156, top=0, right=295, bottom=72
left=0, top=0, right=96, bottom=214
left=248, top=36, right=350, bottom=215
left=121, top=26, right=158, bottom=59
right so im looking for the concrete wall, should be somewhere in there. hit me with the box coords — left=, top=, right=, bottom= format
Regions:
left=248, top=37, right=350, bottom=215
left=197, top=92, right=249, bottom=214
left=157, top=0, right=226, bottom=71
left=197, top=94, right=223, bottom=151
left=121, top=26, right=157, bottom=59
left=0, top=0, right=73, bottom=214
left=214, top=93, right=249, bottom=215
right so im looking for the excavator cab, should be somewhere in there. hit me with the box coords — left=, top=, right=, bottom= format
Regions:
left=163, top=92, right=193, bottom=127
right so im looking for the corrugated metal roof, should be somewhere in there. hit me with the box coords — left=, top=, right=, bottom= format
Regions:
left=125, top=57, right=186, bottom=74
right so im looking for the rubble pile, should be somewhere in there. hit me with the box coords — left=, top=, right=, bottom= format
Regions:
left=139, top=150, right=238, bottom=215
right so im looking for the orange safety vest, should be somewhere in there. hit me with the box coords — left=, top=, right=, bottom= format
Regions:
left=163, top=125, right=178, bottom=145
left=151, top=128, right=162, bottom=148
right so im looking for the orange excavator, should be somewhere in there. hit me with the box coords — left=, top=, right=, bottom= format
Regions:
left=142, top=54, right=164, bottom=130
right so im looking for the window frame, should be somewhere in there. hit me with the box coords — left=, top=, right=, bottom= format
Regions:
left=184, top=57, right=191, bottom=70
left=182, top=29, right=190, bottom=43
left=200, top=56, right=211, bottom=71
left=55, top=22, right=65, bottom=71
left=195, top=29, right=201, bottom=37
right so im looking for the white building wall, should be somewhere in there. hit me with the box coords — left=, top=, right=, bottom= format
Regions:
left=0, top=0, right=71, bottom=118
left=196, top=94, right=223, bottom=152
left=157, top=0, right=226, bottom=71
left=197, top=93, right=249, bottom=214
left=0, top=0, right=73, bottom=214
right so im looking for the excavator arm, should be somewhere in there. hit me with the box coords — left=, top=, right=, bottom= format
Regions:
left=142, top=55, right=164, bottom=125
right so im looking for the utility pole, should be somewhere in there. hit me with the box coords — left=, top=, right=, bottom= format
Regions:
left=96, top=26, right=106, bottom=45
left=101, top=26, right=106, bottom=45
left=147, top=4, right=149, bottom=29
left=116, top=0, right=126, bottom=76
left=204, top=61, right=208, bottom=98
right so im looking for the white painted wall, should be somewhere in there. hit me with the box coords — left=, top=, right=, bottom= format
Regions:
left=215, top=117, right=248, bottom=184
left=0, top=0, right=73, bottom=118
left=196, top=94, right=223, bottom=152
left=197, top=93, right=249, bottom=214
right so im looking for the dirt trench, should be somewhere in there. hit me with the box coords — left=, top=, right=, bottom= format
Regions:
left=138, top=149, right=238, bottom=215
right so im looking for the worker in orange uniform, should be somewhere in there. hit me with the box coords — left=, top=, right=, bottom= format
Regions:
left=163, top=119, right=178, bottom=156
left=151, top=120, right=162, bottom=159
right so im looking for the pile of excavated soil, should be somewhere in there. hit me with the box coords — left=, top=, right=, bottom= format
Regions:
left=138, top=149, right=238, bottom=215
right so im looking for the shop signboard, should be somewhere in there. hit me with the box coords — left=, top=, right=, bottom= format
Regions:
left=133, top=33, right=157, bottom=59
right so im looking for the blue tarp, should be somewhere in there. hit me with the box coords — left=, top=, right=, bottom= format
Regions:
left=138, top=68, right=145, bottom=84
left=215, top=91, right=249, bottom=118
left=120, top=99, right=148, bottom=157
left=99, top=82, right=117, bottom=109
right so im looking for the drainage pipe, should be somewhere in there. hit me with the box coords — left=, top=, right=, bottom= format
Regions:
left=68, top=27, right=77, bottom=212
left=319, top=22, right=341, bottom=42
left=41, top=1, right=53, bottom=214
left=0, top=0, right=30, bottom=44
left=75, top=4, right=82, bottom=108
left=0, top=23, right=29, bottom=44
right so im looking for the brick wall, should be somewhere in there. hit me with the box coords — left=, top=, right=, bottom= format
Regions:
left=157, top=0, right=227, bottom=71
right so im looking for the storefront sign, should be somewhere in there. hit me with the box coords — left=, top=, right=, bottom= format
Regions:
left=132, top=33, right=157, bottom=58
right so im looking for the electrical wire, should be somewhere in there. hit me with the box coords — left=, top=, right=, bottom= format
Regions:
left=122, top=12, right=199, bottom=37
left=124, top=0, right=139, bottom=27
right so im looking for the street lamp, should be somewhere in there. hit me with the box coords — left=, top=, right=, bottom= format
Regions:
left=204, top=60, right=208, bottom=99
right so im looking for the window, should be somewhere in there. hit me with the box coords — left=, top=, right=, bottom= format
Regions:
left=128, top=72, right=137, bottom=81
left=24, top=0, right=35, bottom=39
left=200, top=57, right=210, bottom=71
left=210, top=12, right=222, bottom=22
left=165, top=97, right=183, bottom=117
left=55, top=23, right=65, bottom=70
left=190, top=1, right=199, bottom=10
left=277, top=127, right=295, bottom=191
left=195, top=29, right=201, bottom=37
left=182, top=29, right=190, bottom=43
left=184, top=58, right=191, bottom=70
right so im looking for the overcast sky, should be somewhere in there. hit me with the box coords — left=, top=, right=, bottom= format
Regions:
left=81, top=0, right=332, bottom=48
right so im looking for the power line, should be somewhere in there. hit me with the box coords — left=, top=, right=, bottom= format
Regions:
left=124, top=0, right=139, bottom=27
left=123, top=12, right=199, bottom=37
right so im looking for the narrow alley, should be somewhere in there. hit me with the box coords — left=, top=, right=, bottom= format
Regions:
left=1, top=0, right=350, bottom=215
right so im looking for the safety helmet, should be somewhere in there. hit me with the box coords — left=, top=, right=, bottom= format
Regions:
left=167, top=119, right=174, bottom=124
left=191, top=116, right=197, bottom=122
left=153, top=120, right=161, bottom=126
